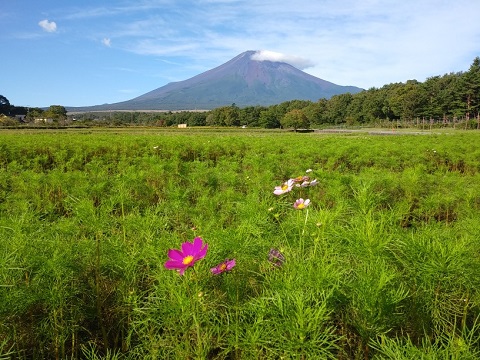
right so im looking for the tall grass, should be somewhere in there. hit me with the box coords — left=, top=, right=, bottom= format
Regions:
left=0, top=128, right=479, bottom=359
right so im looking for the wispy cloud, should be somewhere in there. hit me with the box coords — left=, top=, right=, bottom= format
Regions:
left=127, top=40, right=199, bottom=56
left=12, top=32, right=43, bottom=40
left=38, top=19, right=57, bottom=33
left=62, top=1, right=174, bottom=20
left=102, top=38, right=111, bottom=47
left=63, top=6, right=129, bottom=20
left=113, top=17, right=177, bottom=38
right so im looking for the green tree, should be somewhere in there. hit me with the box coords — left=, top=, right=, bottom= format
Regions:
left=423, top=76, right=445, bottom=120
left=324, top=93, right=353, bottom=124
left=25, top=107, right=45, bottom=122
left=222, top=104, right=240, bottom=126
left=188, top=112, right=207, bottom=126
left=346, top=91, right=367, bottom=124
left=205, top=112, right=218, bottom=126
left=259, top=107, right=280, bottom=128
left=462, top=57, right=480, bottom=120
left=44, top=105, right=67, bottom=122
left=303, top=99, right=328, bottom=125
left=0, top=95, right=11, bottom=115
left=0, top=114, right=17, bottom=126
left=388, top=80, right=426, bottom=121
left=361, top=88, right=386, bottom=122
left=280, top=109, right=309, bottom=130
left=206, top=107, right=231, bottom=126
left=239, top=106, right=265, bottom=127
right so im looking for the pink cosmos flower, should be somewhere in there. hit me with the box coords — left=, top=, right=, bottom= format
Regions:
left=210, top=258, right=236, bottom=275
left=164, top=237, right=208, bottom=275
left=293, top=198, right=311, bottom=210
left=273, top=178, right=295, bottom=195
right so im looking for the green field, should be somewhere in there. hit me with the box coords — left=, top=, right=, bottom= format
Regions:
left=1, top=128, right=480, bottom=359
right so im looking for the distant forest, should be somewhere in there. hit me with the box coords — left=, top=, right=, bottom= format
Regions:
left=2, top=57, right=480, bottom=129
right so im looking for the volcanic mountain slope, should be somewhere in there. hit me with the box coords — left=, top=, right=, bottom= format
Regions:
left=71, top=50, right=363, bottom=111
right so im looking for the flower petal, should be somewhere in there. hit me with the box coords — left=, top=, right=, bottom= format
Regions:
left=287, top=178, right=296, bottom=186
left=226, top=259, right=236, bottom=270
left=195, top=243, right=208, bottom=260
left=164, top=259, right=185, bottom=270
left=191, top=237, right=204, bottom=253
left=167, top=249, right=185, bottom=261
left=210, top=266, right=221, bottom=274
left=293, top=198, right=303, bottom=208
left=181, top=240, right=194, bottom=255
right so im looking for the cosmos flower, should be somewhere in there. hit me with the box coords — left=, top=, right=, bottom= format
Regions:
left=210, top=259, right=236, bottom=275
left=273, top=178, right=295, bottom=195
left=297, top=178, right=319, bottom=187
left=293, top=198, right=311, bottom=210
left=268, top=248, right=285, bottom=267
left=164, top=237, right=208, bottom=275
left=292, top=175, right=310, bottom=183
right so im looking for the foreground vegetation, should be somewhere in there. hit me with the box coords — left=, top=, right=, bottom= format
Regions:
left=1, top=128, right=480, bottom=359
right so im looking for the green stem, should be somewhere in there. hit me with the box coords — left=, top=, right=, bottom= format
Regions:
left=192, top=312, right=202, bottom=357
left=234, top=276, right=240, bottom=355
left=302, top=208, right=309, bottom=237
left=298, top=208, right=309, bottom=255
left=121, top=200, right=127, bottom=243
left=95, top=232, right=109, bottom=350
left=278, top=217, right=291, bottom=249
left=187, top=269, right=203, bottom=357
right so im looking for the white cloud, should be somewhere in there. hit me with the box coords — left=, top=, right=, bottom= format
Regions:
left=127, top=39, right=198, bottom=56
left=102, top=38, right=111, bottom=47
left=250, top=50, right=314, bottom=69
left=38, top=19, right=57, bottom=33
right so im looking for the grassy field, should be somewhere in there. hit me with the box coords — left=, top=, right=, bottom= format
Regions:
left=1, top=128, right=480, bottom=359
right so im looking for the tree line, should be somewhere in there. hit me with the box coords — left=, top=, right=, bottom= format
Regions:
left=0, top=97, right=67, bottom=125
left=2, top=57, right=479, bottom=129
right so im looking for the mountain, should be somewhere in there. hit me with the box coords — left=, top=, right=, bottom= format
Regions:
left=69, top=50, right=363, bottom=111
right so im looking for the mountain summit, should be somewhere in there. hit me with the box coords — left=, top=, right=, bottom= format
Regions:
left=72, top=50, right=363, bottom=111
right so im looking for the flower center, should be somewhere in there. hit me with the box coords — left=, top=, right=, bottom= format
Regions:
left=183, top=255, right=194, bottom=265
left=281, top=184, right=289, bottom=190
left=297, top=203, right=305, bottom=209
left=220, top=263, right=227, bottom=271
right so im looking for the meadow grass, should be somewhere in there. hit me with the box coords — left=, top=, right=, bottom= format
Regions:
left=0, top=128, right=479, bottom=359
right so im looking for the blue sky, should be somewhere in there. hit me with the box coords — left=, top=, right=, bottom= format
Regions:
left=2, top=0, right=480, bottom=108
